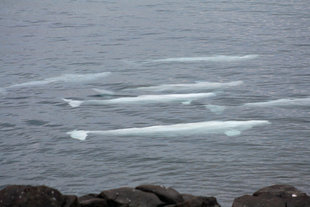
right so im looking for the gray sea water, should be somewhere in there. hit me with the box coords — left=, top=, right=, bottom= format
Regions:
left=1, top=1, right=310, bottom=206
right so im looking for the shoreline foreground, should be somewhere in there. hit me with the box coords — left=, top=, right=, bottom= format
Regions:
left=0, top=184, right=309, bottom=207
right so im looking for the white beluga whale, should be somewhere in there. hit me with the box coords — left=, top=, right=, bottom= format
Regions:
left=205, top=97, right=310, bottom=114
left=63, top=92, right=216, bottom=108
left=243, top=97, right=310, bottom=107
left=67, top=120, right=270, bottom=140
left=93, top=81, right=243, bottom=95
left=133, top=81, right=243, bottom=92
left=150, top=55, right=258, bottom=63
left=1, top=72, right=111, bottom=93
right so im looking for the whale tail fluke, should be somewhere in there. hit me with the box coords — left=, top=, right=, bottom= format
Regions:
left=63, top=98, right=83, bottom=108
left=205, top=104, right=226, bottom=114
left=92, top=88, right=115, bottom=96
left=182, top=100, right=192, bottom=105
left=67, top=130, right=89, bottom=140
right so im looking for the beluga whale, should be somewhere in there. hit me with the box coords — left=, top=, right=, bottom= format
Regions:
left=150, top=55, right=259, bottom=63
left=0, top=72, right=111, bottom=94
left=205, top=97, right=310, bottom=114
left=133, top=81, right=243, bottom=92
left=67, top=120, right=270, bottom=141
left=243, top=97, right=310, bottom=107
left=63, top=92, right=216, bottom=107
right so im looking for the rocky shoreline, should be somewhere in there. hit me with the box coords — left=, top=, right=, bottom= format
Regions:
left=0, top=184, right=309, bottom=207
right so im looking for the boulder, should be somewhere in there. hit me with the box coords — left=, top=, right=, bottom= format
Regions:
left=98, top=187, right=164, bottom=207
left=136, top=184, right=184, bottom=204
left=79, top=194, right=99, bottom=202
left=63, top=195, right=80, bottom=207
left=232, top=184, right=310, bottom=207
left=171, top=196, right=221, bottom=207
left=232, top=195, right=285, bottom=207
left=0, top=185, right=78, bottom=207
left=78, top=193, right=108, bottom=207
left=79, top=198, right=108, bottom=207
left=181, top=194, right=197, bottom=202
left=253, top=184, right=307, bottom=198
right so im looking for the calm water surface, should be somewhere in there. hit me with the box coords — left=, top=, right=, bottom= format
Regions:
left=0, top=1, right=310, bottom=206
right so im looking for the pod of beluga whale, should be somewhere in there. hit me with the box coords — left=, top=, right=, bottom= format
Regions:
left=67, top=120, right=270, bottom=141
left=63, top=92, right=216, bottom=108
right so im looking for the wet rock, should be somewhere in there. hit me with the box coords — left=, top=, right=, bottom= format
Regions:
left=171, top=196, right=221, bottom=207
left=79, top=194, right=99, bottom=202
left=232, top=195, right=285, bottom=207
left=253, top=184, right=307, bottom=198
left=232, top=184, right=310, bottom=207
left=136, top=184, right=184, bottom=204
left=0, top=185, right=78, bottom=207
left=63, top=195, right=80, bottom=207
left=286, top=196, right=310, bottom=207
left=78, top=193, right=108, bottom=207
left=98, top=187, right=164, bottom=207
left=80, top=198, right=108, bottom=207
left=181, top=194, right=197, bottom=202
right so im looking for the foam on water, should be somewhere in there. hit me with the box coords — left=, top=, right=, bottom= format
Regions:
left=6, top=72, right=111, bottom=89
left=67, top=120, right=270, bottom=140
left=134, top=81, right=243, bottom=92
left=244, top=97, right=310, bottom=107
left=63, top=92, right=216, bottom=107
left=151, top=55, right=259, bottom=63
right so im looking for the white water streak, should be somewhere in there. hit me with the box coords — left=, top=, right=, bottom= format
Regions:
left=67, top=120, right=270, bottom=140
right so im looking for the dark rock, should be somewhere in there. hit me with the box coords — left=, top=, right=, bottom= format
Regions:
left=98, top=187, right=164, bottom=207
left=232, top=195, right=285, bottom=207
left=286, top=196, right=310, bottom=207
left=63, top=195, right=80, bottom=207
left=181, top=194, right=197, bottom=202
left=80, top=198, right=108, bottom=207
left=0, top=185, right=78, bottom=207
left=172, top=196, right=220, bottom=207
left=79, top=194, right=99, bottom=202
left=78, top=193, right=108, bottom=207
left=253, top=184, right=307, bottom=198
left=136, top=184, right=184, bottom=204
left=232, top=185, right=310, bottom=207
